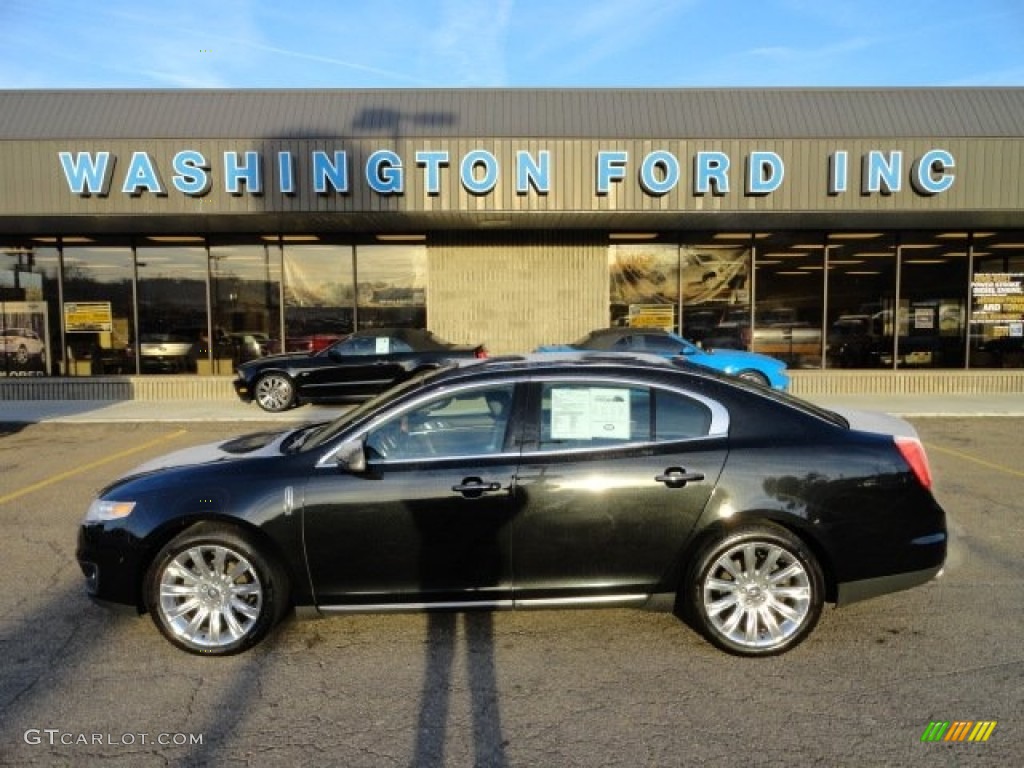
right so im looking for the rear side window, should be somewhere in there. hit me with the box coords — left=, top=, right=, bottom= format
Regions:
left=538, top=383, right=711, bottom=451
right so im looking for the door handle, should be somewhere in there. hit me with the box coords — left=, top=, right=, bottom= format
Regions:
left=452, top=477, right=503, bottom=497
left=655, top=467, right=705, bottom=488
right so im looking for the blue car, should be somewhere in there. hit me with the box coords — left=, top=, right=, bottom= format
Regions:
left=536, top=328, right=789, bottom=390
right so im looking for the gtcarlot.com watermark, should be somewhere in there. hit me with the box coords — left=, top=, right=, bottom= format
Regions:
left=24, top=729, right=203, bottom=747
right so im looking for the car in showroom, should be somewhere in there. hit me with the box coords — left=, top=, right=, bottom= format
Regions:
left=233, top=327, right=488, bottom=412
left=78, top=353, right=946, bottom=657
left=1, top=326, right=46, bottom=365
left=535, top=327, right=789, bottom=389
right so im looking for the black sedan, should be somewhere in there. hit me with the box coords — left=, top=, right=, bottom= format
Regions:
left=78, top=353, right=947, bottom=657
left=233, top=327, right=487, bottom=412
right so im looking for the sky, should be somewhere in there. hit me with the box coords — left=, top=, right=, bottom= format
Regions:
left=1, top=0, right=1023, bottom=89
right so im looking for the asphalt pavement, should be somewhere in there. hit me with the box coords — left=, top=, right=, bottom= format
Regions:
left=0, top=392, right=1022, bottom=424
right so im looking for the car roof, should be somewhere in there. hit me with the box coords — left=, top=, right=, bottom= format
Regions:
left=444, top=351, right=704, bottom=382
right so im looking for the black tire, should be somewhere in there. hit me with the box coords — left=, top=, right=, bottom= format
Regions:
left=253, top=372, right=296, bottom=412
left=736, top=369, right=770, bottom=387
left=145, top=524, right=290, bottom=655
left=685, top=524, right=824, bottom=657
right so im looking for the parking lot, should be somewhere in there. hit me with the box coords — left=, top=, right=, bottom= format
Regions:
left=0, top=416, right=1021, bottom=767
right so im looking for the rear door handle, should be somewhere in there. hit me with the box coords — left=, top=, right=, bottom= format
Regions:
left=452, top=477, right=503, bottom=497
left=655, top=467, right=705, bottom=488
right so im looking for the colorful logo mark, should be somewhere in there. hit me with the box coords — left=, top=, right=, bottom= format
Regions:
left=921, top=721, right=997, bottom=742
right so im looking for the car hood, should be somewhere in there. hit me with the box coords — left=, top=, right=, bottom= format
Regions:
left=128, top=429, right=293, bottom=475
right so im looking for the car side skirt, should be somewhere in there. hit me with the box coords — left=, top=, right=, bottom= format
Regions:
left=835, top=565, right=944, bottom=606
left=298, top=593, right=658, bottom=619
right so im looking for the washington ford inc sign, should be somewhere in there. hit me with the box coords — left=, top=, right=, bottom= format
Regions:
left=58, top=147, right=956, bottom=200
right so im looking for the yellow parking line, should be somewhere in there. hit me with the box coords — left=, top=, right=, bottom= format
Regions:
left=925, top=441, right=1024, bottom=479
left=0, top=429, right=188, bottom=506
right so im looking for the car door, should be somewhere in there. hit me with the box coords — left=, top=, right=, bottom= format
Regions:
left=511, top=379, right=729, bottom=603
left=302, top=382, right=523, bottom=608
left=300, top=335, right=410, bottom=399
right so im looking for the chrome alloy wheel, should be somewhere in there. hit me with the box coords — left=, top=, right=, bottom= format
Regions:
left=254, top=374, right=294, bottom=412
left=157, top=544, right=263, bottom=650
left=701, top=541, right=812, bottom=651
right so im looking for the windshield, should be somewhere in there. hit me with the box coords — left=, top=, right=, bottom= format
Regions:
left=299, top=365, right=455, bottom=451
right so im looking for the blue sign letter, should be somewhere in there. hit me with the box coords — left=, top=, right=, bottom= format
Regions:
left=694, top=152, right=730, bottom=195
left=416, top=150, right=449, bottom=195
left=746, top=151, right=784, bottom=195
left=367, top=150, right=404, bottom=194
left=461, top=150, right=499, bottom=195
left=312, top=151, right=349, bottom=194
left=278, top=152, right=295, bottom=195
left=862, top=151, right=902, bottom=195
left=224, top=151, right=262, bottom=195
left=912, top=149, right=955, bottom=195
left=59, top=151, right=114, bottom=196
left=828, top=151, right=848, bottom=195
left=596, top=151, right=628, bottom=195
left=516, top=150, right=550, bottom=195
left=640, top=151, right=680, bottom=196
left=172, top=150, right=211, bottom=196
left=122, top=151, right=165, bottom=196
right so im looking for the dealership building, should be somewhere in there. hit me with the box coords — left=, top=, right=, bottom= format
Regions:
left=1, top=88, right=1023, bottom=396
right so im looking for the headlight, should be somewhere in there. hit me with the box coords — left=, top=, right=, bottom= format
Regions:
left=84, top=499, right=136, bottom=523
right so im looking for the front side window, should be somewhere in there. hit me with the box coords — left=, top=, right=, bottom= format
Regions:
left=538, top=383, right=711, bottom=451
left=365, top=384, right=516, bottom=461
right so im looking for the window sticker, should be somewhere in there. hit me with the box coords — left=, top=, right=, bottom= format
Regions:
left=550, top=387, right=631, bottom=440
left=375, top=337, right=390, bottom=354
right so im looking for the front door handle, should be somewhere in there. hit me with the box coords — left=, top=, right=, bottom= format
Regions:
left=452, top=477, right=503, bottom=498
left=655, top=467, right=705, bottom=488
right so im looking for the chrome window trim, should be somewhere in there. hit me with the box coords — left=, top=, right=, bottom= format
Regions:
left=316, top=371, right=730, bottom=468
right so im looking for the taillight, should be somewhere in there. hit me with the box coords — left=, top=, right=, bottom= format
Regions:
left=475, top=347, right=489, bottom=359
left=895, top=436, right=933, bottom=490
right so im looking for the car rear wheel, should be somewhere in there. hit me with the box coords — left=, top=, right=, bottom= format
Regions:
left=686, top=524, right=824, bottom=656
left=254, top=373, right=296, bottom=412
left=736, top=369, right=769, bottom=387
left=145, top=525, right=289, bottom=655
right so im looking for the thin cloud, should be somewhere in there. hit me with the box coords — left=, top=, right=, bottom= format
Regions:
left=224, top=39, right=434, bottom=86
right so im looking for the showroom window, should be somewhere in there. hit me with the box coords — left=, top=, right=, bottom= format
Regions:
left=61, top=241, right=136, bottom=375
left=970, top=234, right=1024, bottom=368
left=824, top=234, right=896, bottom=369
left=355, top=244, right=427, bottom=330
left=897, top=233, right=969, bottom=369
left=283, top=242, right=354, bottom=353
left=608, top=237, right=751, bottom=346
left=136, top=241, right=210, bottom=375
left=210, top=241, right=282, bottom=372
left=752, top=233, right=826, bottom=368
left=1, top=243, right=58, bottom=376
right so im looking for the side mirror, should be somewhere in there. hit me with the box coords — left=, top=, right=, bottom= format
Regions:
left=335, top=439, right=367, bottom=474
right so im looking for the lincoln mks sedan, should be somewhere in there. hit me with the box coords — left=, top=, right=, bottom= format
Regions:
left=77, top=353, right=946, bottom=657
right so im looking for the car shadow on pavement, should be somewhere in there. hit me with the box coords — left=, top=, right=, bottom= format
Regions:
left=413, top=611, right=508, bottom=768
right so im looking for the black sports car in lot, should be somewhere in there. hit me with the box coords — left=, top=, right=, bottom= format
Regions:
left=233, top=327, right=487, bottom=412
left=78, top=353, right=947, bottom=657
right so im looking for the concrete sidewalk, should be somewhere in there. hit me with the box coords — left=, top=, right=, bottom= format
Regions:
left=0, top=392, right=1022, bottom=424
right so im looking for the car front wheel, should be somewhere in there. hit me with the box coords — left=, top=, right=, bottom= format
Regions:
left=254, top=373, right=296, bottom=412
left=145, top=525, right=289, bottom=655
left=686, top=524, right=824, bottom=656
